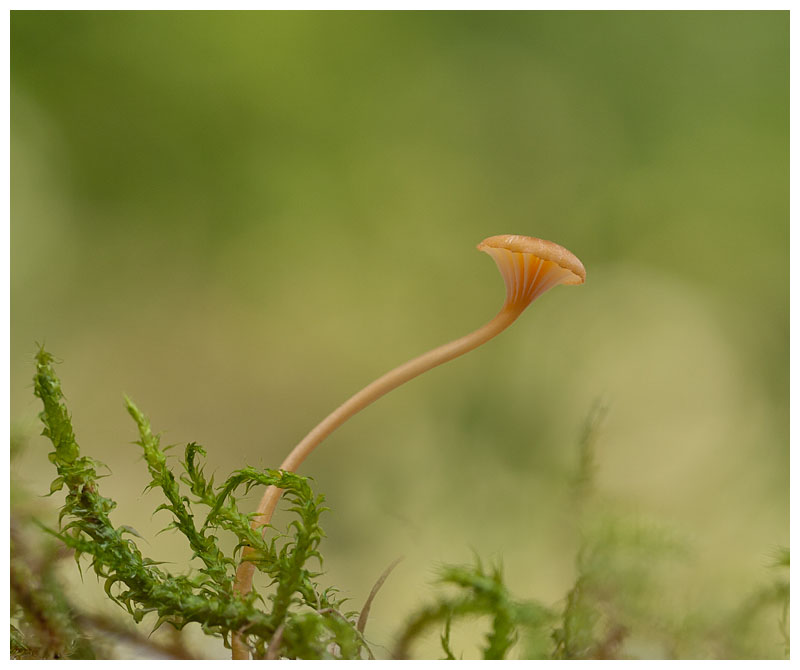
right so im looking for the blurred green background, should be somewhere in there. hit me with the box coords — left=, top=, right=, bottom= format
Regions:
left=11, top=10, right=788, bottom=658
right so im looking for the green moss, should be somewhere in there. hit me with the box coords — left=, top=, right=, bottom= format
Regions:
left=31, top=346, right=368, bottom=659
left=17, top=348, right=789, bottom=660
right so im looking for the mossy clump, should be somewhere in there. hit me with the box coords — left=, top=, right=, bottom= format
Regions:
left=30, top=347, right=370, bottom=660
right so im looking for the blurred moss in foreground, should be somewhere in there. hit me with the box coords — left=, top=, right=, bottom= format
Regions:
left=14, top=352, right=788, bottom=659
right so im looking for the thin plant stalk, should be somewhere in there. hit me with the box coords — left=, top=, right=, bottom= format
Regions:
left=231, top=304, right=524, bottom=659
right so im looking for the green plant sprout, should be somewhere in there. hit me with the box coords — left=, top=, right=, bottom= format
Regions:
left=392, top=558, right=556, bottom=660
left=233, top=234, right=586, bottom=658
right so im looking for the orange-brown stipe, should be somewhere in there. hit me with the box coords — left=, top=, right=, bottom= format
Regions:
left=231, top=235, right=585, bottom=659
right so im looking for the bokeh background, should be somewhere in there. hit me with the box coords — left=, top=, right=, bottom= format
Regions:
left=11, top=11, right=788, bottom=659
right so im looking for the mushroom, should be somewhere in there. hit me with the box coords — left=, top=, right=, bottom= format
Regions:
left=231, top=234, right=585, bottom=659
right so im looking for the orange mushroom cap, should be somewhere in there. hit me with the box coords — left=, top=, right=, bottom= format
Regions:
left=477, top=234, right=586, bottom=310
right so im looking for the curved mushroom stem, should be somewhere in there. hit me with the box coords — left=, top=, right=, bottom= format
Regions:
left=230, top=302, right=525, bottom=659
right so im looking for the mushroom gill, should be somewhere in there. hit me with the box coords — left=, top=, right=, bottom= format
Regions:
left=477, top=234, right=586, bottom=311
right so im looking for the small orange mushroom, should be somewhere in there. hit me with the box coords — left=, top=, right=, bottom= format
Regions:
left=231, top=234, right=585, bottom=659
left=477, top=234, right=586, bottom=311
